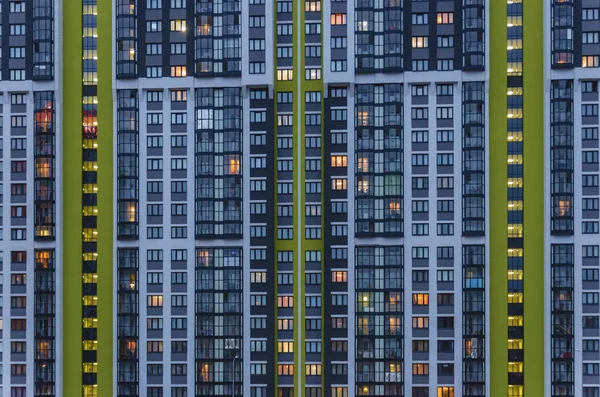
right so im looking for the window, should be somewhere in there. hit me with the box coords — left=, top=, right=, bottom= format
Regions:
left=412, top=363, right=429, bottom=375
left=147, top=341, right=163, bottom=352
left=147, top=295, right=163, bottom=307
left=438, top=387, right=454, bottom=397
left=582, top=8, right=599, bottom=20
left=170, top=66, right=187, bottom=77
left=437, top=12, right=453, bottom=24
left=412, top=37, right=428, bottom=48
left=412, top=13, right=428, bottom=24
left=330, top=14, right=346, bottom=25
left=437, top=270, right=454, bottom=282
left=278, top=364, right=294, bottom=376
left=170, top=19, right=187, bottom=32
left=412, top=293, right=429, bottom=305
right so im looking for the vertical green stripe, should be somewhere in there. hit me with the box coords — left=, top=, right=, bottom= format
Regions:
left=62, top=0, right=83, bottom=395
left=97, top=0, right=114, bottom=395
left=523, top=0, right=545, bottom=395
left=489, top=0, right=508, bottom=395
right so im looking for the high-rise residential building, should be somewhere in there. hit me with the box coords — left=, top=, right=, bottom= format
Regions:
left=0, top=0, right=599, bottom=396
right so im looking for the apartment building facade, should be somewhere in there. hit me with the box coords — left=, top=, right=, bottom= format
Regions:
left=0, top=0, right=599, bottom=397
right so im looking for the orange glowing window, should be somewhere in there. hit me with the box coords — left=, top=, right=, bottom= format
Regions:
left=357, top=157, right=369, bottom=172
left=229, top=158, right=241, bottom=175
left=558, top=200, right=570, bottom=216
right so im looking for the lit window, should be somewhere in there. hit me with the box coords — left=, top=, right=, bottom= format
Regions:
left=332, top=178, right=347, bottom=190
left=332, top=271, right=347, bottom=282
left=330, top=13, right=346, bottom=25
left=412, top=363, right=429, bottom=375
left=330, top=155, right=347, bottom=167
left=412, top=36, right=428, bottom=48
left=170, top=19, right=187, bottom=32
left=277, top=69, right=293, bottom=81
left=228, top=157, right=241, bottom=175
left=412, top=293, right=429, bottom=305
left=170, top=66, right=187, bottom=77
left=437, top=12, right=453, bottom=24
left=304, top=1, right=320, bottom=11
left=357, top=157, right=369, bottom=172
left=582, top=56, right=599, bottom=68
left=437, top=387, right=454, bottom=397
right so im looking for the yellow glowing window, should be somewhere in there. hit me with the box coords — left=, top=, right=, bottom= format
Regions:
left=305, top=1, right=320, bottom=11
left=82, top=161, right=98, bottom=171
left=582, top=56, right=599, bottom=68
left=507, top=108, right=523, bottom=118
left=357, top=112, right=369, bottom=126
left=507, top=131, right=523, bottom=141
left=82, top=318, right=98, bottom=329
left=82, top=138, right=98, bottom=149
left=508, top=362, right=524, bottom=373
left=83, top=363, right=98, bottom=373
left=508, top=270, right=524, bottom=280
left=508, top=293, right=524, bottom=304
left=128, top=47, right=136, bottom=60
left=332, top=271, right=347, bottom=283
left=357, top=157, right=369, bottom=172
left=508, top=339, right=523, bottom=350
left=83, top=273, right=97, bottom=283
left=170, top=66, right=187, bottom=77
left=35, top=159, right=52, bottom=178
left=508, top=385, right=523, bottom=397
left=507, top=224, right=523, bottom=238
left=507, top=62, right=523, bottom=76
left=83, top=228, right=98, bottom=242
left=82, top=184, right=98, bottom=194
left=507, top=178, right=523, bottom=188
left=277, top=341, right=294, bottom=353
left=412, top=36, right=428, bottom=48
left=332, top=178, right=347, bottom=190
left=507, top=39, right=523, bottom=50
left=412, top=293, right=429, bottom=305
left=228, top=158, right=240, bottom=175
left=83, top=96, right=98, bottom=105
left=389, top=202, right=401, bottom=215
left=82, top=27, right=97, bottom=38
left=83, top=206, right=98, bottom=216
left=83, top=296, right=98, bottom=306
left=305, top=364, right=322, bottom=376
left=83, top=341, right=98, bottom=351
left=148, top=295, right=163, bottom=307
left=357, top=179, right=369, bottom=193
left=82, top=71, right=97, bottom=84
left=198, top=23, right=211, bottom=35
left=83, top=5, right=97, bottom=15
left=508, top=248, right=523, bottom=257
left=358, top=317, right=369, bottom=334
left=83, top=385, right=98, bottom=397
left=507, top=155, right=523, bottom=164
left=506, top=16, right=522, bottom=27
left=277, top=69, right=293, bottom=81
left=127, top=204, right=136, bottom=221
left=507, top=87, right=523, bottom=95
left=412, top=363, right=429, bottom=375
left=82, top=252, right=98, bottom=261
left=437, top=387, right=454, bottom=397
left=331, top=155, right=347, bottom=167
left=389, top=317, right=399, bottom=333
left=170, top=19, right=187, bottom=32
left=508, top=316, right=523, bottom=326
left=557, top=200, right=571, bottom=216
left=507, top=201, right=523, bottom=211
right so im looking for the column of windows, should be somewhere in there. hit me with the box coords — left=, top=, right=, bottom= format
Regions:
left=81, top=2, right=99, bottom=396
left=506, top=0, right=524, bottom=394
